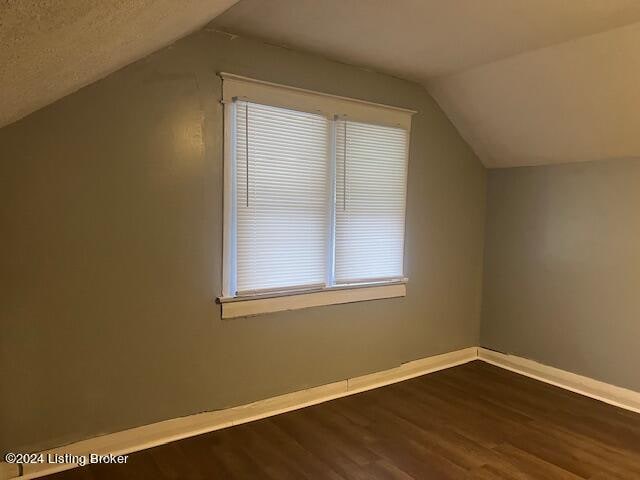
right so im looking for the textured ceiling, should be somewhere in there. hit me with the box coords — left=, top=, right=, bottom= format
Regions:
left=213, top=0, right=640, bottom=167
left=4, top=0, right=640, bottom=168
left=0, top=0, right=237, bottom=128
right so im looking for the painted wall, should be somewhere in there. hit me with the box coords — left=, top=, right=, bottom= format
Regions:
left=0, top=29, right=486, bottom=453
left=482, top=159, right=640, bottom=391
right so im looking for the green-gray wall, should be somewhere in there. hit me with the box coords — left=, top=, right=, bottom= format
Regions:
left=0, top=29, right=486, bottom=453
left=482, top=159, right=640, bottom=391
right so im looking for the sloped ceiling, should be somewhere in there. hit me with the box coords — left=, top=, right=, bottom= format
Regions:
left=4, top=0, right=640, bottom=168
left=428, top=22, right=640, bottom=167
left=212, top=0, right=640, bottom=168
left=0, top=0, right=238, bottom=128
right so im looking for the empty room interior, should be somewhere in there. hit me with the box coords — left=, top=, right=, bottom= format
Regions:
left=3, top=1, right=640, bottom=478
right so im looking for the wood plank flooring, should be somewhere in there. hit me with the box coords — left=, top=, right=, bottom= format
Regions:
left=46, top=361, right=640, bottom=479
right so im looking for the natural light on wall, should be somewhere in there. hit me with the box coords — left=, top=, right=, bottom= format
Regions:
left=219, top=74, right=415, bottom=318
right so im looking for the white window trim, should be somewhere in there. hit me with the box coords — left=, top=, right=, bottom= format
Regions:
left=219, top=73, right=415, bottom=317
left=220, top=281, right=407, bottom=319
left=220, top=72, right=415, bottom=129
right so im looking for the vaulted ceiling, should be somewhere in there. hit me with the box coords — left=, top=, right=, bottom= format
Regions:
left=428, top=22, right=640, bottom=167
left=3, top=0, right=640, bottom=168
left=212, top=0, right=640, bottom=168
left=0, top=0, right=237, bottom=128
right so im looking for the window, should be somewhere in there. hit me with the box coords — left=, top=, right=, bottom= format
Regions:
left=220, top=74, right=414, bottom=317
left=235, top=101, right=330, bottom=293
left=335, top=119, right=408, bottom=283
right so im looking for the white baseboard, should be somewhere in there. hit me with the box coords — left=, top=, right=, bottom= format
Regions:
left=0, top=464, right=18, bottom=480
left=6, top=346, right=640, bottom=480
left=478, top=347, right=640, bottom=414
left=3, top=347, right=477, bottom=480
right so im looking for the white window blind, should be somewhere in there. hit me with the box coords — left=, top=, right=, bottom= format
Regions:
left=235, top=101, right=330, bottom=293
left=222, top=74, right=414, bottom=301
left=335, top=120, right=408, bottom=283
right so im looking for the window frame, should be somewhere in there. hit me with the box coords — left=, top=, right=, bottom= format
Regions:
left=219, top=73, right=414, bottom=318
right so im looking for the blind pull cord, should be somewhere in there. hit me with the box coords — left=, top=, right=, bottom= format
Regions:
left=245, top=103, right=249, bottom=208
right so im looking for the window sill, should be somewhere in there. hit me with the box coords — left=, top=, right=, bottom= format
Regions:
left=218, top=282, right=406, bottom=319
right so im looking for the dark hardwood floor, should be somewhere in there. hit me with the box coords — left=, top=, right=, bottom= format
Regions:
left=47, top=361, right=640, bottom=479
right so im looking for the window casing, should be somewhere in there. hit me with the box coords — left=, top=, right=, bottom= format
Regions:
left=220, top=74, right=414, bottom=315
